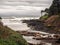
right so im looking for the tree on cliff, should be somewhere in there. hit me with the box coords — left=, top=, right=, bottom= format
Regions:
left=49, top=0, right=60, bottom=15
left=42, top=0, right=60, bottom=16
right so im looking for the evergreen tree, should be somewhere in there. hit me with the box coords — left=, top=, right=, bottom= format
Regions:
left=49, top=0, right=60, bottom=15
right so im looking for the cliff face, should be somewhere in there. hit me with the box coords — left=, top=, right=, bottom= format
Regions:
left=45, top=15, right=60, bottom=26
left=44, top=15, right=60, bottom=33
left=0, top=19, right=28, bottom=45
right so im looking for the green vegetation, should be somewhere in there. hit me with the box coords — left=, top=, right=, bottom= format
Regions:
left=47, top=0, right=60, bottom=16
left=0, top=19, right=28, bottom=45
left=49, top=0, right=60, bottom=15
left=40, top=14, right=49, bottom=21
left=41, top=0, right=60, bottom=17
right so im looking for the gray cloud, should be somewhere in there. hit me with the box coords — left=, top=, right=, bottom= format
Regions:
left=0, top=0, right=53, bottom=17
left=0, top=0, right=53, bottom=7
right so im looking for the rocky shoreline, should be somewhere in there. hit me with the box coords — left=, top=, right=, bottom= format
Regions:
left=22, top=19, right=60, bottom=34
left=22, top=19, right=60, bottom=45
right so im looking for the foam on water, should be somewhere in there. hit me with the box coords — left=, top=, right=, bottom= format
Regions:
left=2, top=17, right=39, bottom=31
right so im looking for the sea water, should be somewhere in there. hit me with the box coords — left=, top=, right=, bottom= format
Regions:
left=2, top=17, right=39, bottom=31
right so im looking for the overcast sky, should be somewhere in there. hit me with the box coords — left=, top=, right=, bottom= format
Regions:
left=0, top=0, right=53, bottom=17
